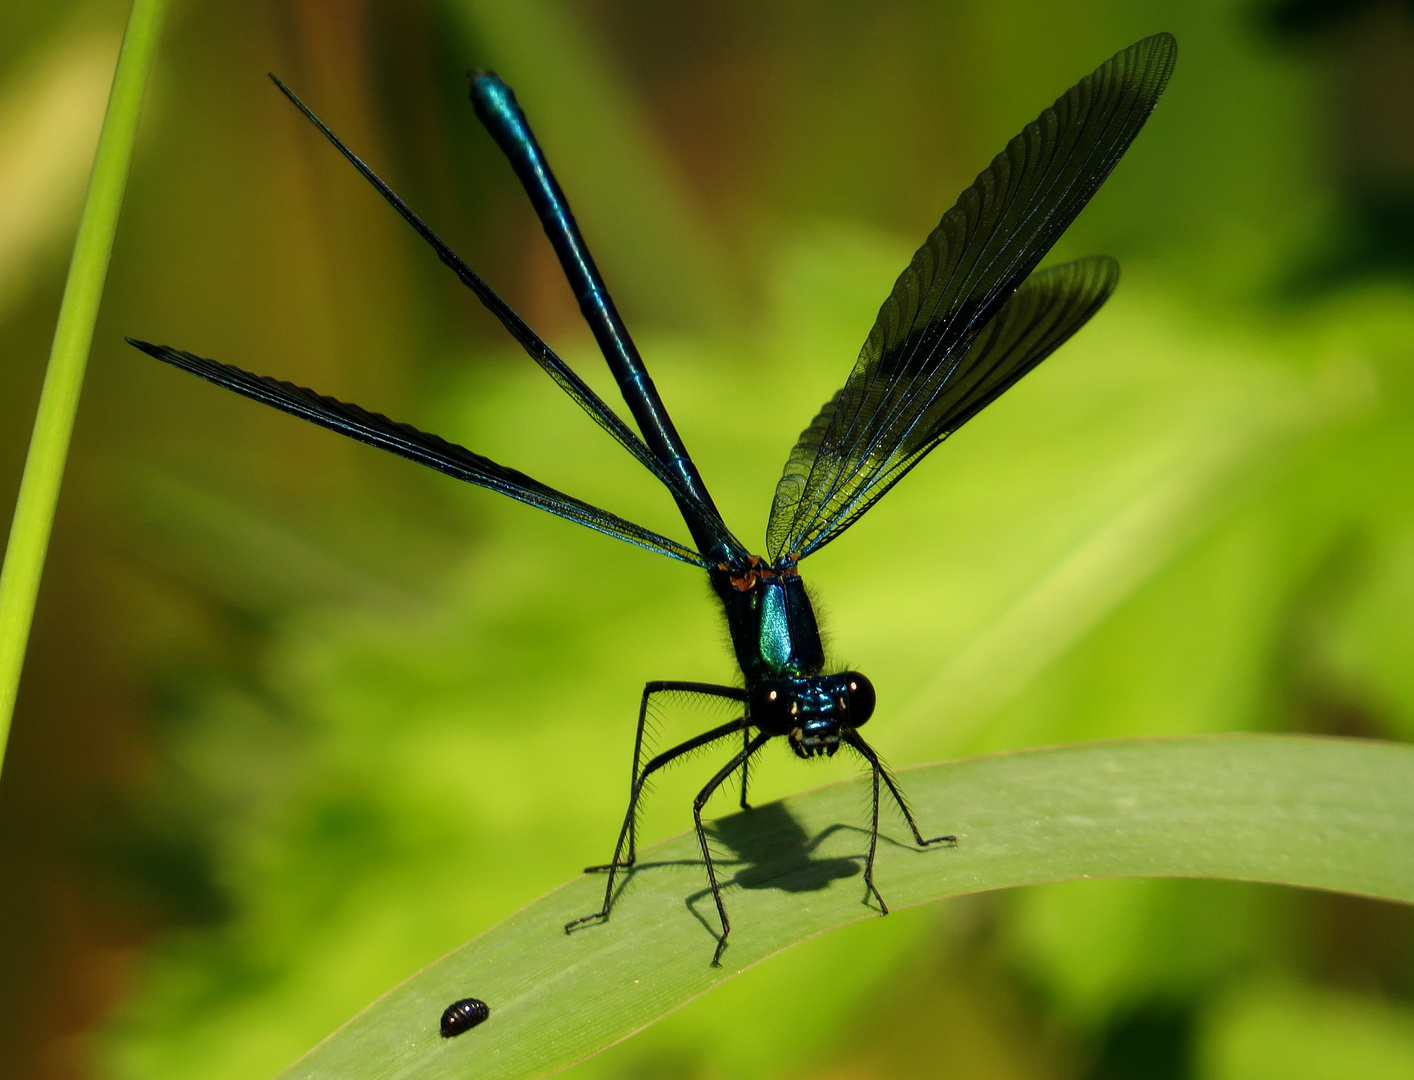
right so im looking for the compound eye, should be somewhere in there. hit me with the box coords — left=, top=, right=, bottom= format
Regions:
left=749, top=681, right=794, bottom=733
left=843, top=672, right=875, bottom=726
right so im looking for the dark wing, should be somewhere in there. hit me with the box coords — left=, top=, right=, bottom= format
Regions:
left=772, top=256, right=1118, bottom=556
left=766, top=33, right=1174, bottom=562
left=269, top=76, right=748, bottom=565
left=130, top=340, right=711, bottom=568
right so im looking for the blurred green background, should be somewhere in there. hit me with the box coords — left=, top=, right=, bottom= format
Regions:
left=4, top=1, right=1414, bottom=1078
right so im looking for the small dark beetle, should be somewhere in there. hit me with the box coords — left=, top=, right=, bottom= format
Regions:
left=439, top=997, right=490, bottom=1038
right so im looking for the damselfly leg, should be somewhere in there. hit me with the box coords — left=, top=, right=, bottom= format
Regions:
left=567, top=715, right=747, bottom=934
left=583, top=682, right=748, bottom=874
left=842, top=730, right=957, bottom=913
left=694, top=731, right=772, bottom=965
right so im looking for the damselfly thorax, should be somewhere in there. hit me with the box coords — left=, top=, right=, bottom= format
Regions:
left=710, top=556, right=873, bottom=759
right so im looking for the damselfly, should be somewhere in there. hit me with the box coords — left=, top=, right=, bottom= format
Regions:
left=130, top=33, right=1176, bottom=965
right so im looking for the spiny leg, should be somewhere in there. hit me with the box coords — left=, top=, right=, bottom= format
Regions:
left=738, top=726, right=754, bottom=811
left=695, top=731, right=772, bottom=966
left=587, top=681, right=748, bottom=873
left=844, top=731, right=957, bottom=848
left=862, top=752, right=887, bottom=913
left=566, top=716, right=746, bottom=933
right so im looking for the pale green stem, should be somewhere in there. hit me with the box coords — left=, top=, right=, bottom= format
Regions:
left=0, top=0, right=170, bottom=781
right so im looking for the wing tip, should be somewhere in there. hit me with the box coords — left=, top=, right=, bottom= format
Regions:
left=1027, top=254, right=1121, bottom=294
left=268, top=72, right=300, bottom=105
left=1121, top=32, right=1179, bottom=92
left=127, top=336, right=177, bottom=363
left=1092, top=253, right=1121, bottom=290
left=1138, top=30, right=1178, bottom=54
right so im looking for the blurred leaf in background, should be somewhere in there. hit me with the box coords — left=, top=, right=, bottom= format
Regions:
left=2, top=2, right=1413, bottom=1080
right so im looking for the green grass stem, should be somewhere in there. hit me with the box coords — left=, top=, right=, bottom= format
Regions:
left=0, top=0, right=169, bottom=781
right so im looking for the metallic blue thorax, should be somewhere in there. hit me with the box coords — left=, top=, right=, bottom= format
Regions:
left=710, top=559, right=825, bottom=681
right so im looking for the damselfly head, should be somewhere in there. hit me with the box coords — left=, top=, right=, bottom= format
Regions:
left=749, top=671, right=875, bottom=757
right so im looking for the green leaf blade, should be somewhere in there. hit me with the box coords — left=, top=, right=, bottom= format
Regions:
left=281, top=734, right=1414, bottom=1080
